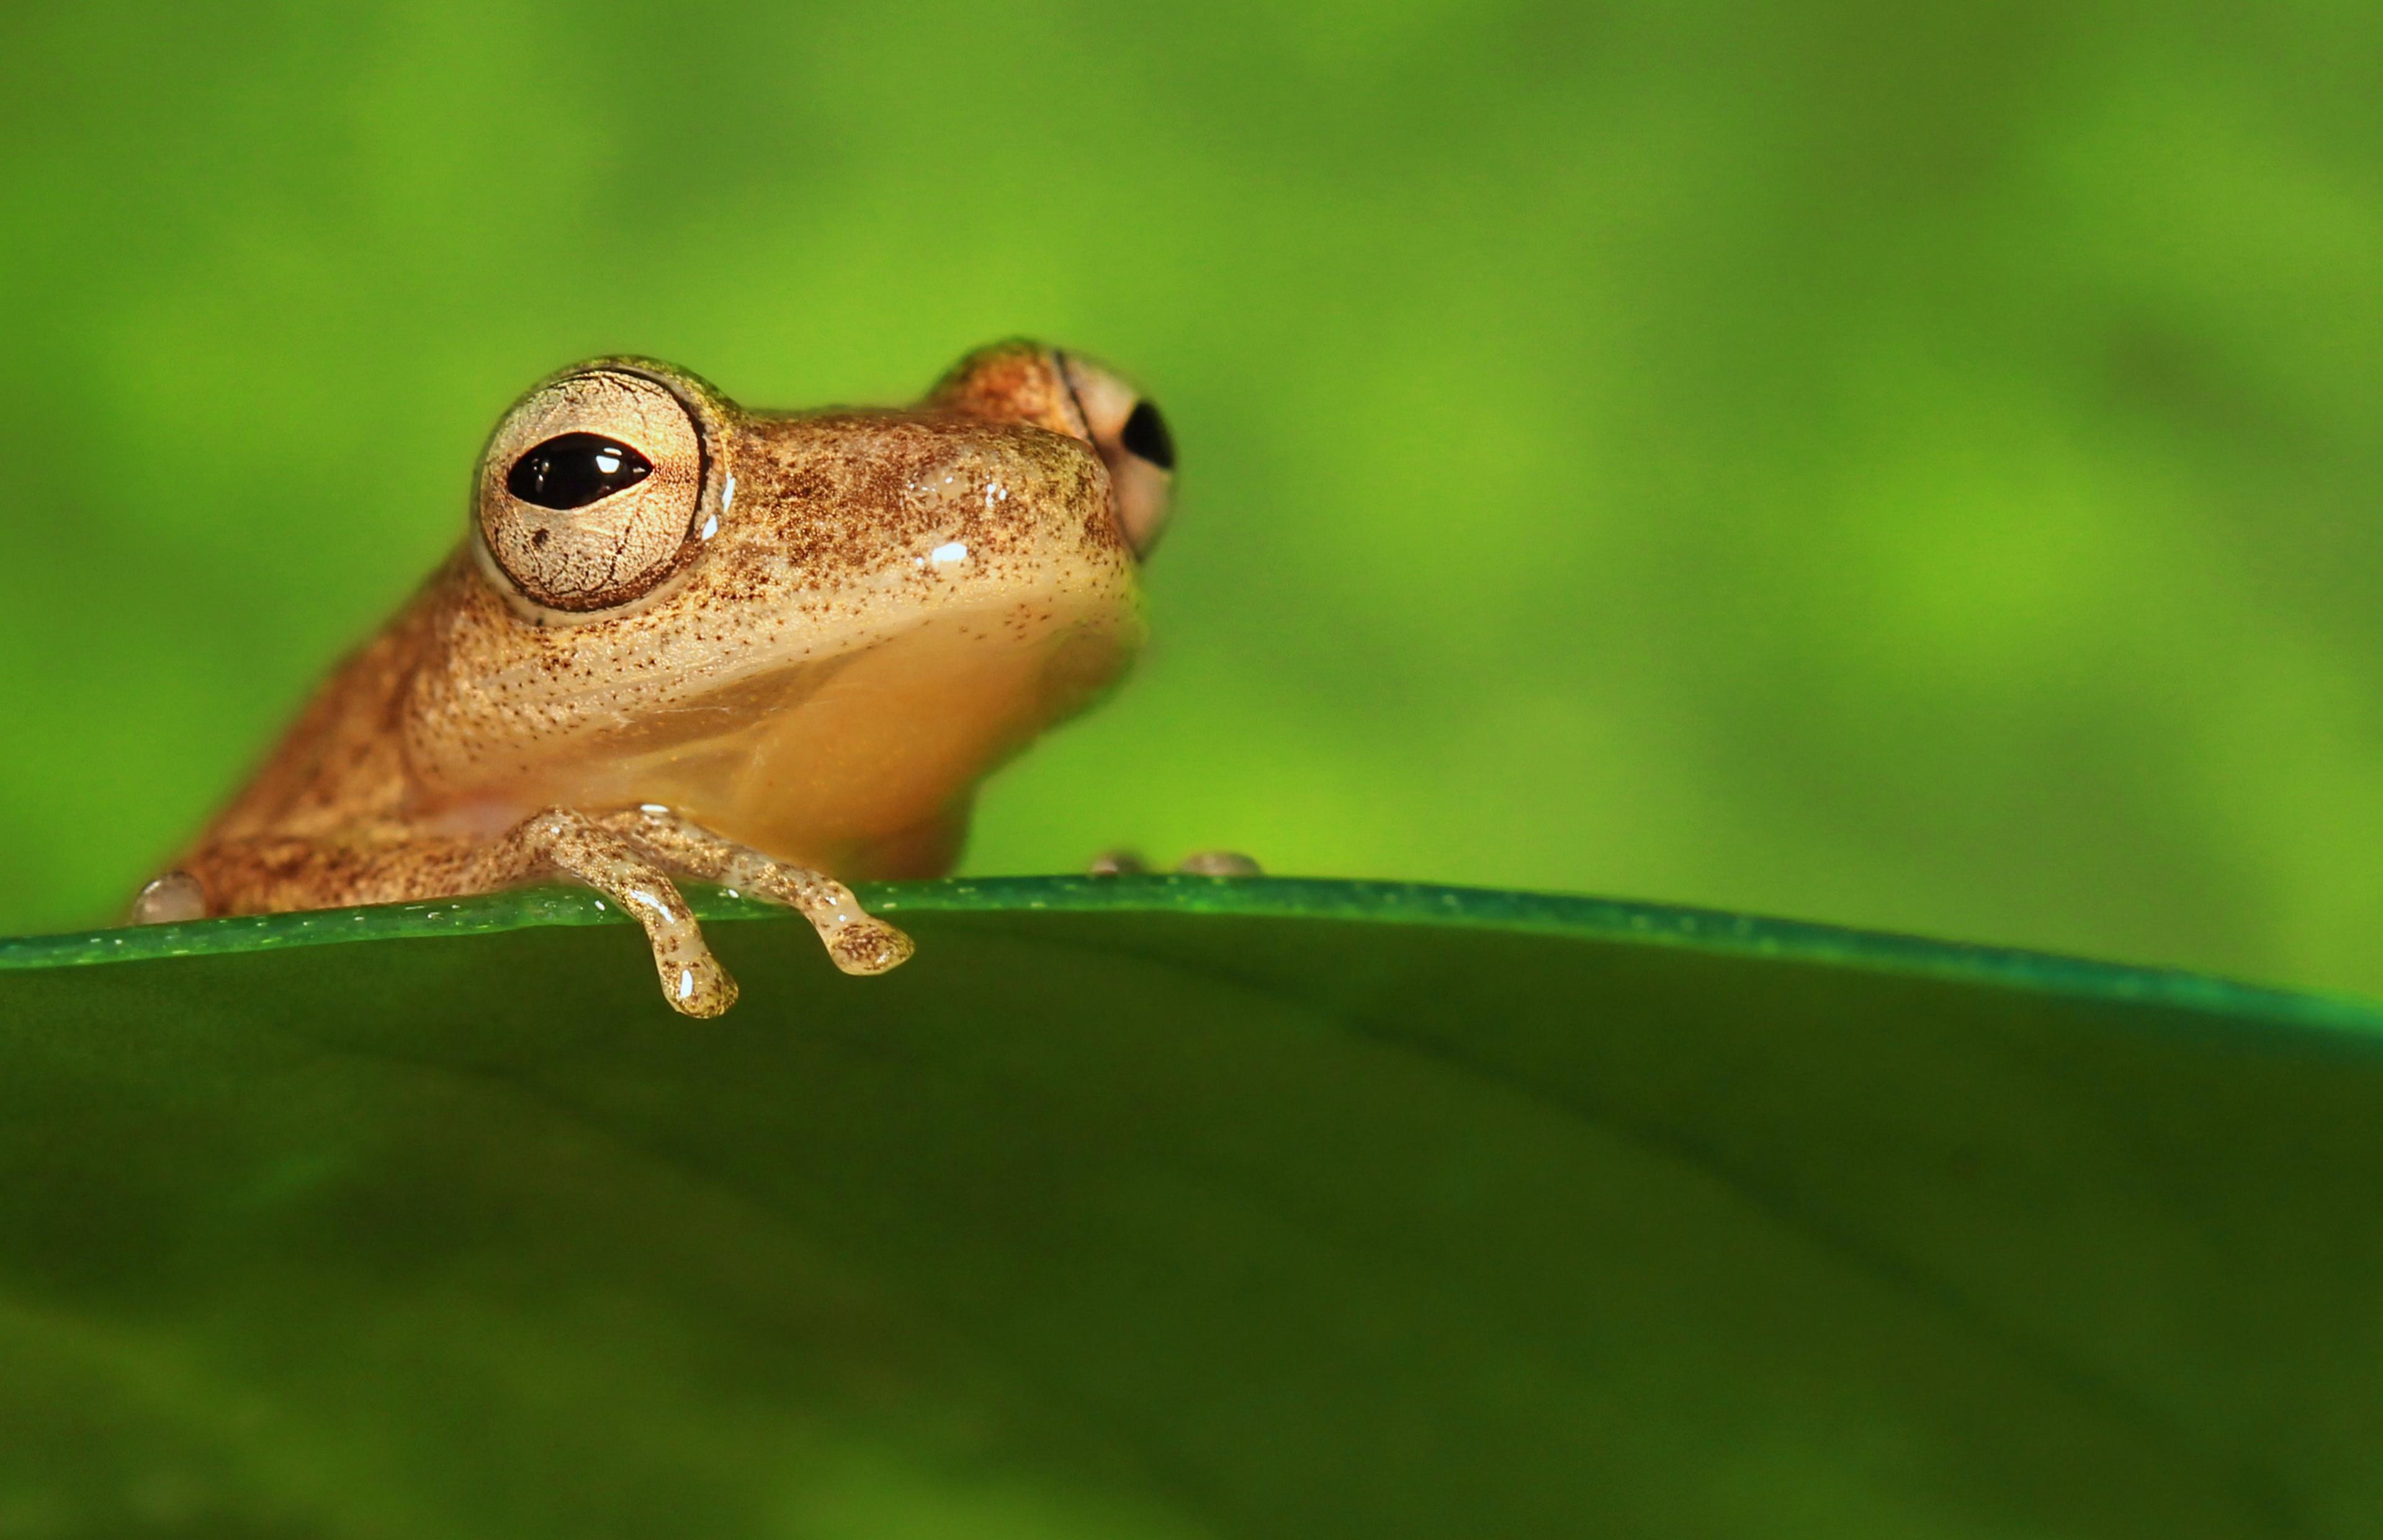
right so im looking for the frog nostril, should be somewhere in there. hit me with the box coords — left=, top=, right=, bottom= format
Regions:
left=1119, top=400, right=1175, bottom=471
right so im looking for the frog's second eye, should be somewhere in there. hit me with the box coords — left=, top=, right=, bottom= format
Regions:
left=1119, top=400, right=1175, bottom=471
left=506, top=433, right=655, bottom=509
left=1057, top=354, right=1177, bottom=559
left=477, top=368, right=706, bottom=612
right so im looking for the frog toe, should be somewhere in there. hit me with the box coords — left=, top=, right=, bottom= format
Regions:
left=656, top=948, right=739, bottom=1018
left=824, top=917, right=915, bottom=976
left=128, top=871, right=209, bottom=925
left=1177, top=850, right=1263, bottom=877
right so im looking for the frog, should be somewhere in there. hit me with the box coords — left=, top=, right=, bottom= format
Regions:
left=128, top=340, right=1179, bottom=1017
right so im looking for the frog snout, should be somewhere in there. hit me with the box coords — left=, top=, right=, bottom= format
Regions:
left=1056, top=352, right=1175, bottom=560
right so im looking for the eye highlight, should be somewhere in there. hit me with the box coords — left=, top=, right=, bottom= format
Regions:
left=507, top=432, right=655, bottom=509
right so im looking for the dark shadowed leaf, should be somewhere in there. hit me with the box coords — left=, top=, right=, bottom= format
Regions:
left=2, top=876, right=2379, bottom=1538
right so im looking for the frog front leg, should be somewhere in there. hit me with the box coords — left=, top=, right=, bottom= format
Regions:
left=591, top=806, right=914, bottom=977
left=495, top=809, right=913, bottom=1009
left=144, top=806, right=911, bottom=1018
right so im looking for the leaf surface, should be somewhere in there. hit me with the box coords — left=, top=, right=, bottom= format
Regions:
left=3, top=877, right=2379, bottom=1539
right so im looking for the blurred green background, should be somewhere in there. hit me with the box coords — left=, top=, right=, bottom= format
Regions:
left=1, top=1, right=2376, bottom=995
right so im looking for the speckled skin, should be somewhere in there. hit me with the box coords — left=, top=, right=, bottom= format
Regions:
left=134, top=342, right=1165, bottom=1015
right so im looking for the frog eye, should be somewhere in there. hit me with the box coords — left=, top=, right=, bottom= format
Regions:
left=476, top=368, right=706, bottom=611
left=506, top=432, right=655, bottom=509
left=1057, top=354, right=1176, bottom=559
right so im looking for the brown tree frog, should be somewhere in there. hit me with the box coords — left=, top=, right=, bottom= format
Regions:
left=132, top=341, right=1177, bottom=1016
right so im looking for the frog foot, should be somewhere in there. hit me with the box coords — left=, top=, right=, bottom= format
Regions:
left=1087, top=849, right=1263, bottom=877
left=128, top=871, right=209, bottom=924
left=1177, top=851, right=1263, bottom=877
left=598, top=806, right=917, bottom=990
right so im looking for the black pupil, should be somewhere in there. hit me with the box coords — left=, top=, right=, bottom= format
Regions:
left=507, top=433, right=654, bottom=509
left=1120, top=400, right=1175, bottom=470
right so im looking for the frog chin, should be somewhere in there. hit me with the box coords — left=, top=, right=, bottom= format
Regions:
left=502, top=593, right=1144, bottom=877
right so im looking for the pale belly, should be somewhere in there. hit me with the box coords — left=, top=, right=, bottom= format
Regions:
left=421, top=597, right=1141, bottom=878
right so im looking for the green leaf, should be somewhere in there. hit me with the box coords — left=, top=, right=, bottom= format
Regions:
left=2, top=876, right=2379, bottom=1538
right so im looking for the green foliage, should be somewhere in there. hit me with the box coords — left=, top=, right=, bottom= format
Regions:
left=4, top=878, right=2380, bottom=1537
left=2, top=2, right=2380, bottom=993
